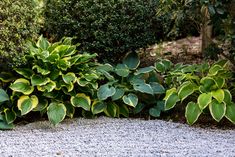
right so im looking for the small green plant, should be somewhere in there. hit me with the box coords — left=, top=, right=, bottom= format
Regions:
left=163, top=59, right=235, bottom=125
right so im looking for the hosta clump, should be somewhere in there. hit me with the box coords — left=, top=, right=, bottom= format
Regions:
left=163, top=60, right=235, bottom=125
left=3, top=36, right=103, bottom=126
left=96, top=52, right=166, bottom=118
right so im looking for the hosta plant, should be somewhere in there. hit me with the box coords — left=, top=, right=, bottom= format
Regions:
left=163, top=60, right=235, bottom=125
left=96, top=52, right=166, bottom=118
left=1, top=36, right=103, bottom=126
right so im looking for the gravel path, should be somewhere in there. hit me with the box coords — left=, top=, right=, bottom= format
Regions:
left=0, top=117, right=235, bottom=157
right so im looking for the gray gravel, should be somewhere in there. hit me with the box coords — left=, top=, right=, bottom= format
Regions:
left=0, top=117, right=235, bottom=157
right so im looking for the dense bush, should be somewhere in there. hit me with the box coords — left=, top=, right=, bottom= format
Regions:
left=0, top=0, right=41, bottom=68
left=44, top=0, right=162, bottom=63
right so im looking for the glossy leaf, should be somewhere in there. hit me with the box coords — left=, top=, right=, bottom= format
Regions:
left=31, top=75, right=50, bottom=86
left=17, top=95, right=38, bottom=115
left=15, top=68, right=34, bottom=79
left=185, top=102, right=202, bottom=125
left=104, top=102, right=118, bottom=117
left=209, top=100, right=226, bottom=122
left=225, top=102, right=235, bottom=124
left=198, top=93, right=212, bottom=110
left=164, top=92, right=180, bottom=110
left=91, top=101, right=107, bottom=114
left=71, top=93, right=91, bottom=111
left=123, top=93, right=138, bottom=107
left=47, top=102, right=66, bottom=126
left=178, top=82, right=194, bottom=101
left=211, top=89, right=224, bottom=103
left=10, top=78, right=34, bottom=95
left=4, top=109, right=16, bottom=124
left=62, top=72, right=76, bottom=84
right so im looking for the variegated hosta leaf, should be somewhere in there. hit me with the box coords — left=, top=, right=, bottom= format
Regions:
left=64, top=102, right=75, bottom=118
left=133, top=83, right=153, bottom=95
left=225, top=102, right=235, bottom=124
left=200, top=77, right=215, bottom=93
left=84, top=73, right=99, bottom=81
left=33, top=99, right=48, bottom=112
left=62, top=72, right=76, bottom=84
left=96, top=63, right=113, bottom=72
left=118, top=104, right=129, bottom=117
left=37, top=81, right=56, bottom=92
left=197, top=93, right=212, bottom=110
left=97, top=84, right=116, bottom=101
left=209, top=64, right=223, bottom=76
left=91, top=101, right=107, bottom=114
left=77, top=78, right=89, bottom=87
left=214, top=77, right=225, bottom=89
left=178, top=81, right=195, bottom=101
left=50, top=70, right=61, bottom=80
left=54, top=45, right=76, bottom=57
left=134, top=66, right=155, bottom=75
left=0, top=72, right=15, bottom=83
left=211, top=89, right=224, bottom=103
left=209, top=99, right=226, bottom=122
left=4, top=108, right=16, bottom=124
left=164, top=92, right=180, bottom=110
left=155, top=62, right=165, bottom=73
left=111, top=88, right=125, bottom=101
left=71, top=93, right=91, bottom=111
left=150, top=82, right=165, bottom=94
left=104, top=102, right=118, bottom=117
left=164, top=88, right=177, bottom=100
left=123, top=93, right=138, bottom=107
left=115, top=64, right=130, bottom=77
left=0, top=115, right=14, bottom=130
left=0, top=88, right=9, bottom=103
left=185, top=102, right=202, bottom=125
left=62, top=82, right=74, bottom=92
left=123, top=52, right=140, bottom=70
left=31, top=75, right=50, bottom=86
left=46, top=53, right=60, bottom=63
left=223, top=89, right=232, bottom=104
left=15, top=68, right=34, bottom=79
left=36, top=35, right=50, bottom=50
left=57, top=58, right=70, bottom=71
left=33, top=65, right=50, bottom=75
left=10, top=78, right=34, bottom=95
left=47, top=102, right=66, bottom=126
left=17, top=95, right=39, bottom=115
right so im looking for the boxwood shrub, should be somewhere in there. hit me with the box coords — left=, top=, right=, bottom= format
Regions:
left=44, top=0, right=162, bottom=63
left=0, top=0, right=41, bottom=69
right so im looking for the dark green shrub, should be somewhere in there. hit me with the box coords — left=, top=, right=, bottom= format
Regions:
left=0, top=0, right=41, bottom=68
left=44, top=0, right=162, bottom=63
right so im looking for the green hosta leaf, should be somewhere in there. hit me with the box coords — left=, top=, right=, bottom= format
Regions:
left=155, top=62, right=165, bottom=73
left=209, top=64, right=222, bottom=75
left=133, top=83, right=153, bottom=95
left=91, top=101, right=107, bottom=114
left=71, top=93, right=91, bottom=111
left=62, top=82, right=74, bottom=92
left=15, top=68, right=34, bottom=79
left=46, top=53, right=60, bottom=63
left=77, top=78, right=89, bottom=87
left=0, top=72, right=15, bottom=82
left=149, top=107, right=161, bottom=117
left=33, top=99, right=48, bottom=112
left=133, top=103, right=145, bottom=114
left=37, top=81, right=56, bottom=92
left=123, top=93, right=138, bottom=107
left=225, top=102, right=235, bottom=124
left=161, top=59, right=172, bottom=70
left=223, top=89, right=232, bottom=104
left=97, top=84, right=116, bottom=101
left=0, top=88, right=9, bottom=103
left=33, top=65, right=50, bottom=75
left=96, top=63, right=113, bottom=72
left=164, top=92, right=180, bottom=110
left=134, top=66, right=155, bottom=75
left=57, top=58, right=70, bottom=71
left=209, top=100, right=226, bottom=122
left=200, top=77, right=216, bottom=92
left=104, top=102, right=118, bottom=117
left=198, top=93, right=212, bottom=110
left=10, top=78, right=34, bottom=95
left=62, top=72, right=76, bottom=84
left=17, top=95, right=38, bottom=115
left=111, top=88, right=125, bottom=101
left=4, top=109, right=16, bottom=124
left=31, top=75, right=50, bottom=86
left=185, top=102, right=202, bottom=125
left=115, top=64, right=130, bottom=77
left=178, top=82, right=195, bottom=101
left=43, top=91, right=58, bottom=99
left=0, top=119, right=14, bottom=130
left=150, top=82, right=165, bottom=94
left=64, top=102, right=75, bottom=118
left=214, top=77, right=225, bottom=89
left=123, top=52, right=140, bottom=70
left=98, top=70, right=114, bottom=80
left=50, top=70, right=61, bottom=80
left=47, top=102, right=66, bottom=126
left=119, top=104, right=129, bottom=117
left=211, top=89, right=224, bottom=103
left=164, top=88, right=177, bottom=100
left=36, top=35, right=50, bottom=50
left=84, top=73, right=99, bottom=81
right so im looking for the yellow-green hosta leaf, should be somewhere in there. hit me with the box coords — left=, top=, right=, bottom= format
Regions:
left=15, top=68, right=34, bottom=79
left=4, top=108, right=16, bottom=124
left=214, top=77, right=225, bottom=89
left=62, top=72, right=76, bottom=84
left=111, top=88, right=125, bottom=101
left=223, top=89, right=232, bottom=104
left=198, top=93, right=212, bottom=110
left=62, top=82, right=74, bottom=92
left=77, top=78, right=89, bottom=87
left=33, top=99, right=48, bottom=112
left=0, top=88, right=9, bottom=103
left=123, top=93, right=138, bottom=107
left=164, top=88, right=177, bottom=100
left=225, top=102, right=235, bottom=124
left=97, top=84, right=116, bottom=101
left=155, top=62, right=165, bottom=73
left=209, top=64, right=223, bottom=75
left=17, top=95, right=39, bottom=115
left=96, top=63, right=113, bottom=72
left=84, top=73, right=99, bottom=81
left=50, top=70, right=61, bottom=80
left=47, top=102, right=66, bottom=126
left=209, top=99, right=226, bottom=122
left=104, top=102, right=118, bottom=117
left=57, top=58, right=70, bottom=71
left=178, top=82, right=195, bottom=101
left=36, top=35, right=50, bottom=50
left=10, top=78, right=34, bottom=95
left=200, top=77, right=215, bottom=92
left=0, top=72, right=15, bottom=82
left=71, top=93, right=91, bottom=111
left=164, top=92, right=180, bottom=110
left=33, top=65, right=50, bottom=75
left=211, top=89, right=224, bottom=103
left=123, top=52, right=140, bottom=70
left=185, top=102, right=202, bottom=125
left=31, top=75, right=50, bottom=86
left=91, top=101, right=107, bottom=114
left=37, top=81, right=56, bottom=92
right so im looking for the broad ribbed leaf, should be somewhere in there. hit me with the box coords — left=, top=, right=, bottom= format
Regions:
left=123, top=52, right=140, bottom=70
left=214, top=77, right=225, bottom=89
left=64, top=102, right=75, bottom=118
left=15, top=68, right=34, bottom=79
left=62, top=72, right=76, bottom=84
left=149, top=107, right=161, bottom=117
left=209, top=64, right=222, bottom=75
left=104, top=102, right=118, bottom=117
left=150, top=82, right=165, bottom=94
left=225, top=102, right=235, bottom=124
left=185, top=102, right=202, bottom=125
left=111, top=88, right=125, bottom=101
left=71, top=93, right=91, bottom=111
left=178, top=82, right=194, bottom=101
left=211, top=89, right=224, bottom=103
left=198, top=93, right=212, bottom=110
left=119, top=104, right=129, bottom=117
left=91, top=101, right=107, bottom=114
left=0, top=119, right=14, bottom=130
left=96, top=63, right=113, bottom=72
left=164, top=92, right=180, bottom=110
left=0, top=89, right=9, bottom=103
left=115, top=64, right=130, bottom=77
left=47, top=102, right=66, bottom=126
left=134, top=66, right=155, bottom=75
left=223, top=89, right=232, bottom=104
left=123, top=93, right=138, bottom=107
left=164, top=88, right=177, bottom=100
left=209, top=100, right=226, bottom=122
left=200, top=77, right=215, bottom=92
left=133, top=83, right=153, bottom=95
left=10, top=78, right=34, bottom=95
left=84, top=73, right=99, bottom=81
left=4, top=109, right=16, bottom=124
left=36, top=35, right=50, bottom=50
left=155, top=62, right=165, bottom=73
left=97, top=84, right=116, bottom=101
left=33, top=65, right=50, bottom=75
left=57, top=59, right=70, bottom=71
left=37, top=81, right=56, bottom=92
left=0, top=72, right=15, bottom=82
left=31, top=75, right=50, bottom=86
left=17, top=95, right=38, bottom=115
left=33, top=99, right=48, bottom=112
left=77, top=78, right=89, bottom=87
